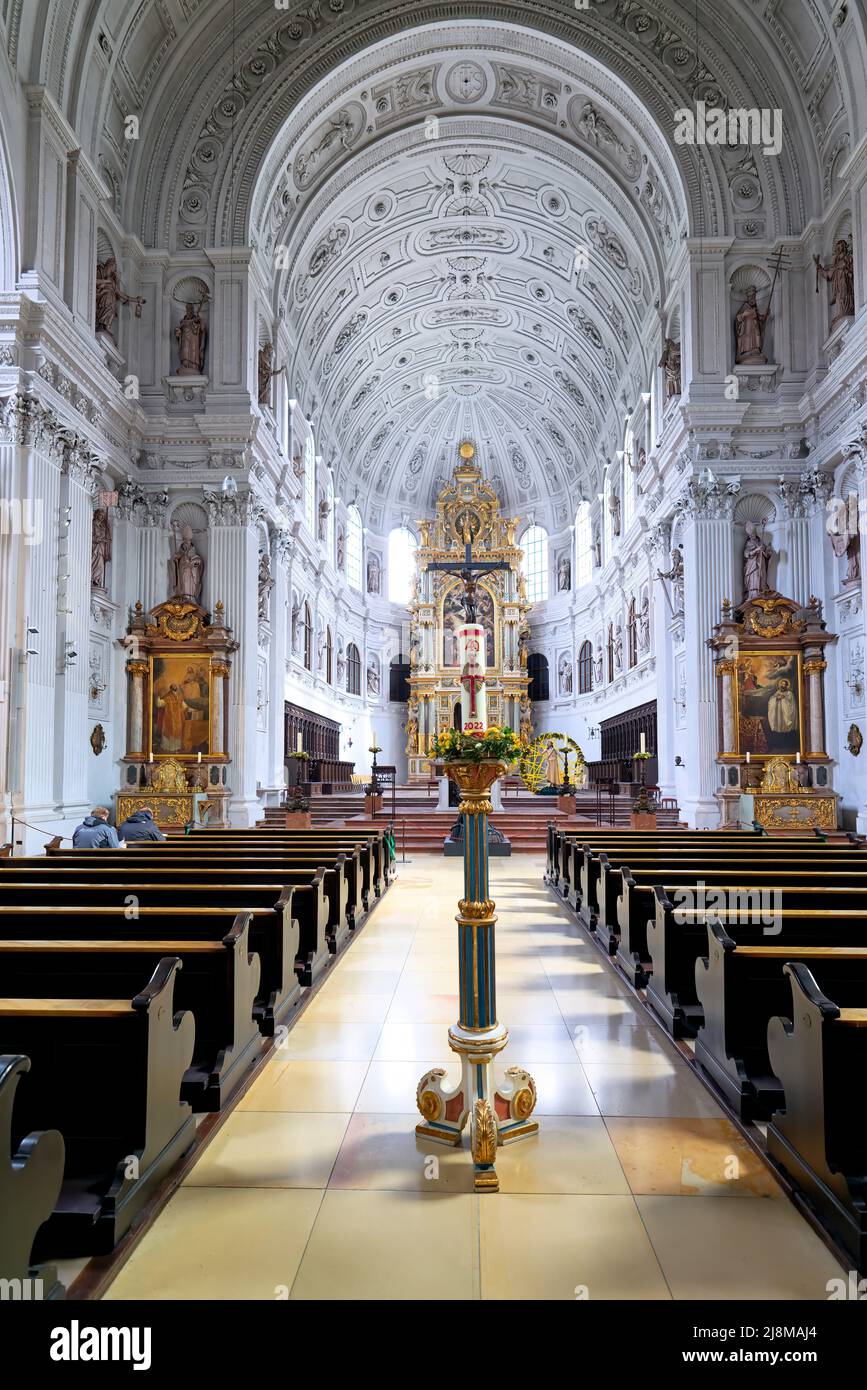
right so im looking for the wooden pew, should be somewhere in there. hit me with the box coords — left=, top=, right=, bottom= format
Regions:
left=22, top=859, right=332, bottom=986
left=47, top=843, right=370, bottom=926
left=614, top=867, right=867, bottom=988
left=647, top=885, right=867, bottom=1037
left=184, top=825, right=395, bottom=896
left=0, top=908, right=263, bottom=1111
left=0, top=875, right=303, bottom=1033
left=0, top=1054, right=65, bottom=1298
left=694, top=924, right=867, bottom=1118
left=0, top=957, right=195, bottom=1256
left=546, top=827, right=771, bottom=898
left=767, top=962, right=867, bottom=1269
left=590, top=848, right=867, bottom=939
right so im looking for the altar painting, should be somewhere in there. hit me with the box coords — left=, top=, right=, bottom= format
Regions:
left=150, top=654, right=211, bottom=758
left=442, top=582, right=495, bottom=666
left=735, top=651, right=803, bottom=758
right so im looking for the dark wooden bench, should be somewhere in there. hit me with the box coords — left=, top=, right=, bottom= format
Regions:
left=0, top=957, right=195, bottom=1256
left=0, top=875, right=304, bottom=1032
left=647, top=889, right=867, bottom=1037
left=165, top=837, right=377, bottom=915
left=693, top=925, right=867, bottom=1119
left=174, top=825, right=395, bottom=896
left=0, top=907, right=263, bottom=1111
left=767, top=962, right=867, bottom=1268
left=548, top=828, right=776, bottom=904
left=614, top=868, right=867, bottom=989
left=23, top=859, right=332, bottom=987
left=0, top=1054, right=65, bottom=1297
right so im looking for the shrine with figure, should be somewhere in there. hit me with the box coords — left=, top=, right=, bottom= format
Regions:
left=405, top=442, right=533, bottom=780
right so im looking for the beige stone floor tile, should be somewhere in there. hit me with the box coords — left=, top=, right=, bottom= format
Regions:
left=495, top=990, right=565, bottom=1024
left=479, top=1194, right=670, bottom=1300
left=238, top=1059, right=369, bottom=1114
left=290, top=1190, right=477, bottom=1300
left=277, top=1020, right=383, bottom=1060
left=103, top=1188, right=324, bottom=1301
left=356, top=1059, right=455, bottom=1111
left=301, top=991, right=392, bottom=1024
left=314, top=968, right=400, bottom=996
left=637, top=1196, right=846, bottom=1299
left=605, top=1117, right=781, bottom=1196
left=495, top=1116, right=630, bottom=1195
left=386, top=992, right=459, bottom=1023
left=503, top=1022, right=584, bottom=1064
left=374, top=1021, right=460, bottom=1060
left=184, top=1111, right=350, bottom=1188
left=571, top=1024, right=678, bottom=1068
left=329, top=1112, right=475, bottom=1192
left=511, top=1062, right=599, bottom=1116
left=391, top=970, right=457, bottom=996
left=582, top=1063, right=724, bottom=1119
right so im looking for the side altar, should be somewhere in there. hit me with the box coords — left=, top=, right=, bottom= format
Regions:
left=405, top=442, right=533, bottom=779
left=116, top=598, right=238, bottom=828
left=710, top=591, right=838, bottom=829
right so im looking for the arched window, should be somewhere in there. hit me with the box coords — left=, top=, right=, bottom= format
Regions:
left=346, top=642, right=361, bottom=695
left=303, top=437, right=316, bottom=535
left=326, top=626, right=333, bottom=684
left=388, top=527, right=417, bottom=603
left=627, top=597, right=638, bottom=668
left=521, top=525, right=549, bottom=603
left=303, top=602, right=313, bottom=671
left=527, top=652, right=549, bottom=702
left=578, top=639, right=593, bottom=693
left=346, top=505, right=363, bottom=591
left=575, top=501, right=592, bottom=589
left=326, top=473, right=335, bottom=562
left=607, top=623, right=614, bottom=683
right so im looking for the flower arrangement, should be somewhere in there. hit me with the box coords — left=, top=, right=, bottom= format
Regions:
left=433, top=724, right=523, bottom=764
left=289, top=749, right=310, bottom=762
left=632, top=750, right=652, bottom=761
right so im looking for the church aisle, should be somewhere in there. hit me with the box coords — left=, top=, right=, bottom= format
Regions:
left=103, top=858, right=845, bottom=1302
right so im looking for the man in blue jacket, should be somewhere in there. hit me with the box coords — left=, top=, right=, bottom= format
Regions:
left=119, top=806, right=166, bottom=843
left=72, top=807, right=121, bottom=848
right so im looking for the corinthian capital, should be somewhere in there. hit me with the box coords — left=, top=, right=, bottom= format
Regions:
left=203, top=486, right=267, bottom=528
left=0, top=394, right=65, bottom=460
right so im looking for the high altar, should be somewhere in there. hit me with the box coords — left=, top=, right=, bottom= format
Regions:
left=710, top=591, right=839, bottom=829
left=405, top=442, right=533, bottom=780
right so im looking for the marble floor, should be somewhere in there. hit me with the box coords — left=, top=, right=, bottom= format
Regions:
left=103, top=856, right=846, bottom=1301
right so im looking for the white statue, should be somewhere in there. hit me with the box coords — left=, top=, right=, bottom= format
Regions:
left=558, top=655, right=573, bottom=696
left=170, top=526, right=204, bottom=602
left=743, top=520, right=773, bottom=601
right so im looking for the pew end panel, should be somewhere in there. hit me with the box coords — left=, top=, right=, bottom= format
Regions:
left=767, top=963, right=867, bottom=1269
left=0, top=1054, right=65, bottom=1296
left=646, top=888, right=704, bottom=1039
left=614, top=868, right=650, bottom=988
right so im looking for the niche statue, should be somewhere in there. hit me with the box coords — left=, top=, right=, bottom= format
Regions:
left=170, top=526, right=204, bottom=603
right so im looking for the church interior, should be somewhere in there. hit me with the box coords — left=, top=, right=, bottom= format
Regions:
left=2, top=0, right=867, bottom=1340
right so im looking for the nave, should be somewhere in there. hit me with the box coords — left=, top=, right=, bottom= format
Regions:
left=96, top=855, right=843, bottom=1303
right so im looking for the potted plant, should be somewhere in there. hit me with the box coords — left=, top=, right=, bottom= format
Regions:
left=432, top=725, right=523, bottom=802
left=284, top=749, right=311, bottom=822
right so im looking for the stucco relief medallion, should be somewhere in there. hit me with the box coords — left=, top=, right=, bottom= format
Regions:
left=445, top=60, right=487, bottom=103
left=294, top=102, right=365, bottom=190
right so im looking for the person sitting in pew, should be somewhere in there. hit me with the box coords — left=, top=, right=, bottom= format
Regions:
left=72, top=807, right=121, bottom=849
left=118, top=807, right=166, bottom=844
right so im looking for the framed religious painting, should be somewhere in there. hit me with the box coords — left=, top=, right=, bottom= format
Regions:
left=149, top=653, right=212, bottom=759
left=734, top=649, right=805, bottom=760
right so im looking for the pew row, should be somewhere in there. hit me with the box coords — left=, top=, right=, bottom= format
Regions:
left=0, top=1054, right=65, bottom=1297
left=767, top=963, right=867, bottom=1269
left=0, top=908, right=263, bottom=1111
left=0, top=958, right=195, bottom=1256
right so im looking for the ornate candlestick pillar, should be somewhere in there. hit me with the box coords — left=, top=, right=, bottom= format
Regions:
left=416, top=759, right=538, bottom=1192
left=126, top=659, right=149, bottom=759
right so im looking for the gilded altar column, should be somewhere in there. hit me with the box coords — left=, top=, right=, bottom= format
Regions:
left=716, top=659, right=737, bottom=754
left=126, top=660, right=149, bottom=758
left=804, top=656, right=828, bottom=757
left=211, top=660, right=229, bottom=756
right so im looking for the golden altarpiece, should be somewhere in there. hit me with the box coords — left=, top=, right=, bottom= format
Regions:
left=709, top=591, right=839, bottom=829
left=116, top=598, right=238, bottom=828
left=405, top=444, right=533, bottom=781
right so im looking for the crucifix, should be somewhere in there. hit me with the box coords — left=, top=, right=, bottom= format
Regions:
left=427, top=520, right=511, bottom=732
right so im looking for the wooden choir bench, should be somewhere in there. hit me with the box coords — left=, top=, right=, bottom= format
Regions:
left=0, top=957, right=195, bottom=1256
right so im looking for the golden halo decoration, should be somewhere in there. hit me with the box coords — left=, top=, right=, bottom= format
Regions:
left=459, top=440, right=475, bottom=460
left=518, top=732, right=585, bottom=793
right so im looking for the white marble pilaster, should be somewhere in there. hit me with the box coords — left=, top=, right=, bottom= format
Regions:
left=207, top=495, right=261, bottom=824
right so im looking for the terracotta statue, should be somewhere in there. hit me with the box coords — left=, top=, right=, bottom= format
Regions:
left=170, top=526, right=204, bottom=602
left=827, top=498, right=861, bottom=585
left=743, top=521, right=773, bottom=600
left=735, top=285, right=770, bottom=365
left=175, top=302, right=207, bottom=375
left=95, top=258, right=145, bottom=342
left=90, top=508, right=111, bottom=590
left=659, top=338, right=681, bottom=400
left=814, top=240, right=855, bottom=326
left=258, top=344, right=285, bottom=405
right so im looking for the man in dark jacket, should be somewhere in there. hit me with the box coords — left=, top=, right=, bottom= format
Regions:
left=72, top=807, right=121, bottom=848
left=118, top=807, right=166, bottom=843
